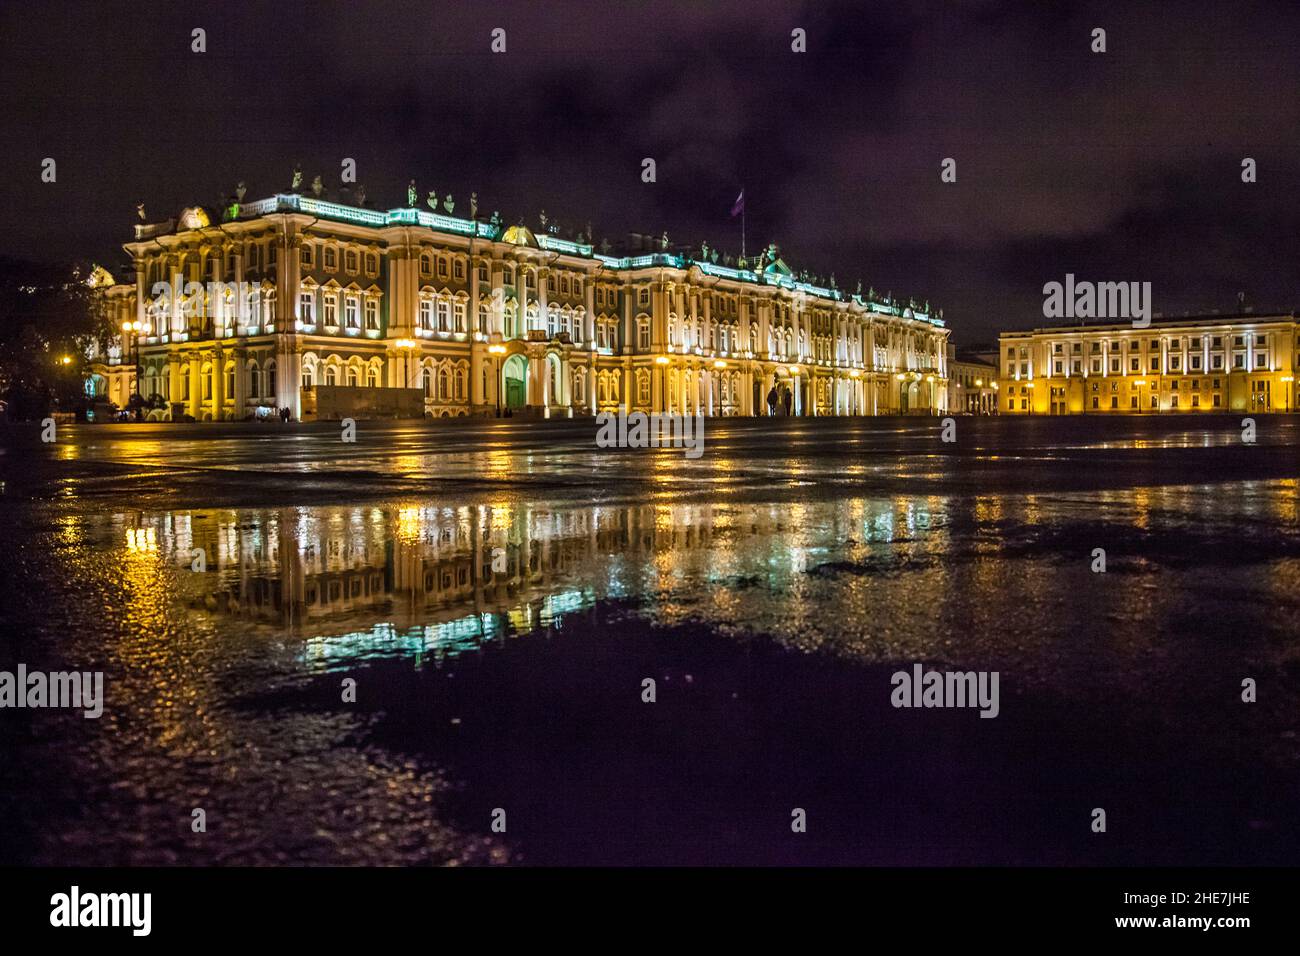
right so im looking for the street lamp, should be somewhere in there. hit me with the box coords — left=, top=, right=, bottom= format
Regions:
left=488, top=344, right=506, bottom=417
left=1026, top=380, right=1035, bottom=416
left=394, top=338, right=417, bottom=388
left=1282, top=375, right=1295, bottom=412
left=122, top=320, right=143, bottom=402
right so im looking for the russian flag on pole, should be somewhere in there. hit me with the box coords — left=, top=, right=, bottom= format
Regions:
left=730, top=190, right=745, bottom=217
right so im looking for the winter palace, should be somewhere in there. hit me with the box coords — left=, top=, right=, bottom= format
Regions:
left=88, top=188, right=950, bottom=421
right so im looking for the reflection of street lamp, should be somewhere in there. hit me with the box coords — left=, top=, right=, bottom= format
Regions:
left=488, top=344, right=506, bottom=417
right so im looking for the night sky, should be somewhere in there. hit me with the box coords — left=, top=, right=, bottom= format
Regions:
left=3, top=0, right=1300, bottom=344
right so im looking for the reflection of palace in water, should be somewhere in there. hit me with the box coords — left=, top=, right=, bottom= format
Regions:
left=115, top=498, right=933, bottom=663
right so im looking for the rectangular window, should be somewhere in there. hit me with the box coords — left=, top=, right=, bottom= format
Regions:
left=324, top=294, right=337, bottom=326
left=345, top=295, right=359, bottom=328
left=637, top=320, right=650, bottom=350
left=300, top=246, right=313, bottom=267
left=365, top=299, right=378, bottom=330
left=299, top=292, right=315, bottom=323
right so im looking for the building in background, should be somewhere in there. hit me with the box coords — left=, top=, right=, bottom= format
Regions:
left=998, top=315, right=1299, bottom=414
left=946, top=343, right=998, bottom=414
left=89, top=188, right=950, bottom=421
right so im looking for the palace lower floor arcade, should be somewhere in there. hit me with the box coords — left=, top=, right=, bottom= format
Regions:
left=93, top=335, right=949, bottom=421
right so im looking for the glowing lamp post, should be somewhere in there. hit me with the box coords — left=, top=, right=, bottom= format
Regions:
left=394, top=338, right=416, bottom=389
left=122, top=320, right=143, bottom=400
left=488, top=344, right=506, bottom=417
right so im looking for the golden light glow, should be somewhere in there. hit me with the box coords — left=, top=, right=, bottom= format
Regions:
left=974, top=378, right=982, bottom=386
left=60, top=355, right=72, bottom=365
left=487, top=344, right=506, bottom=355
left=655, top=356, right=669, bottom=365
left=393, top=338, right=416, bottom=350
left=713, top=360, right=726, bottom=369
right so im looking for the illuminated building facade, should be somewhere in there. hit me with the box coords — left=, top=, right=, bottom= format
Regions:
left=999, top=315, right=1300, bottom=414
left=946, top=345, right=998, bottom=414
left=94, top=192, right=948, bottom=420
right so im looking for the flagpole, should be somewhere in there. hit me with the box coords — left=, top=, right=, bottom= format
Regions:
left=741, top=198, right=746, bottom=262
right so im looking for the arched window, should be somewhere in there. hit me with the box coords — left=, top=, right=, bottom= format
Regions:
left=302, top=367, right=313, bottom=389
left=325, top=366, right=337, bottom=387
left=249, top=364, right=261, bottom=398
left=366, top=368, right=378, bottom=388
left=422, top=368, right=432, bottom=397
left=437, top=367, right=450, bottom=400
left=346, top=367, right=358, bottom=387
left=266, top=362, right=277, bottom=397
left=454, top=366, right=466, bottom=400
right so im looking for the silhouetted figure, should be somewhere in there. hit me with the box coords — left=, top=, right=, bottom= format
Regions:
left=766, top=386, right=778, bottom=416
left=783, top=389, right=792, bottom=417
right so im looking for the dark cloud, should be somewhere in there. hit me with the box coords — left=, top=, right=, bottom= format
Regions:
left=2, top=0, right=1299, bottom=342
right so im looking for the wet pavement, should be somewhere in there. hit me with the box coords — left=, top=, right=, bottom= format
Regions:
left=1, top=415, right=1298, bottom=865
